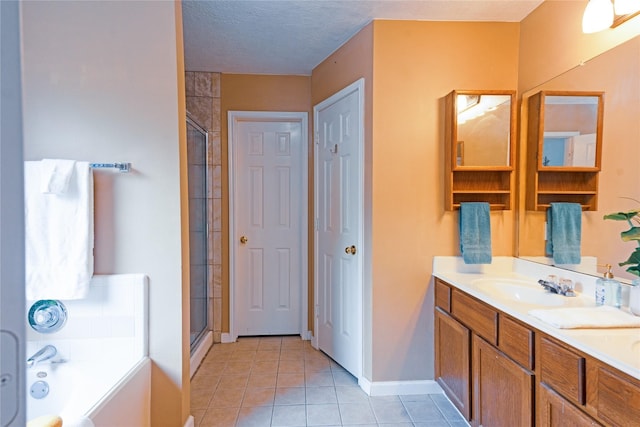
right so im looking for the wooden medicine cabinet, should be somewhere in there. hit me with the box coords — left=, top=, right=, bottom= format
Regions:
left=526, top=91, right=604, bottom=211
left=444, top=90, right=516, bottom=210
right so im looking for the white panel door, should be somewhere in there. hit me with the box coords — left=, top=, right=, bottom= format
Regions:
left=569, top=133, right=597, bottom=167
left=315, top=79, right=364, bottom=377
left=231, top=114, right=306, bottom=336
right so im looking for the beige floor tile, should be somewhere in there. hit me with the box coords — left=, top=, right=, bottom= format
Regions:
left=247, top=373, right=278, bottom=388
left=199, top=406, right=239, bottom=427
left=191, top=388, right=215, bottom=410
left=253, top=359, right=279, bottom=374
left=217, top=374, right=249, bottom=389
left=233, top=350, right=258, bottom=361
left=242, top=387, right=276, bottom=407
left=210, top=387, right=245, bottom=408
left=191, top=408, right=206, bottom=427
left=256, top=349, right=281, bottom=360
left=191, top=374, right=220, bottom=393
left=279, top=350, right=304, bottom=360
left=272, top=404, right=306, bottom=427
left=274, top=387, right=306, bottom=405
left=223, top=360, right=253, bottom=375
left=277, top=373, right=305, bottom=388
left=278, top=359, right=304, bottom=374
left=237, top=406, right=273, bottom=427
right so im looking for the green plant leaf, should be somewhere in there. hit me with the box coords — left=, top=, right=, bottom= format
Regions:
left=621, top=226, right=640, bottom=242
left=604, top=209, right=640, bottom=221
left=619, top=248, right=640, bottom=267
left=625, top=265, right=640, bottom=277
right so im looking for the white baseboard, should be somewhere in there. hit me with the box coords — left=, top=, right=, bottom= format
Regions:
left=190, top=331, right=213, bottom=378
left=221, top=332, right=236, bottom=343
left=184, top=415, right=195, bottom=427
left=359, top=378, right=443, bottom=396
left=301, top=330, right=312, bottom=340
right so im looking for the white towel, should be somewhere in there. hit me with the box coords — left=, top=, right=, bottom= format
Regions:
left=529, top=306, right=640, bottom=329
left=25, top=160, right=94, bottom=300
left=40, top=159, right=76, bottom=194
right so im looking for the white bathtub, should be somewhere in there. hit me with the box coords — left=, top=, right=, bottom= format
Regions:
left=26, top=274, right=149, bottom=427
left=27, top=357, right=150, bottom=427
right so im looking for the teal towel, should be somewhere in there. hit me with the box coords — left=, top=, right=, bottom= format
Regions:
left=546, top=202, right=582, bottom=265
left=459, top=202, right=492, bottom=264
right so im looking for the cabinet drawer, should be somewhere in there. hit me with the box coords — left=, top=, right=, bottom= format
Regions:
left=591, top=365, right=640, bottom=426
left=451, top=289, right=498, bottom=345
left=435, top=278, right=451, bottom=312
left=499, top=315, right=534, bottom=371
left=540, top=336, right=586, bottom=406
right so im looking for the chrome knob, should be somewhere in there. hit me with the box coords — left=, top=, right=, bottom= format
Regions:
left=345, top=245, right=357, bottom=255
left=240, top=236, right=248, bottom=244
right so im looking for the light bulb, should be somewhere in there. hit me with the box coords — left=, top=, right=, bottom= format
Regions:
left=614, top=0, right=640, bottom=15
left=582, top=0, right=615, bottom=33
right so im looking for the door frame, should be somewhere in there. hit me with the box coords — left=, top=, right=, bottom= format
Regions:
left=312, top=78, right=365, bottom=378
left=227, top=111, right=309, bottom=342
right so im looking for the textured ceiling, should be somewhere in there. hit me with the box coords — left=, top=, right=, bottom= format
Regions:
left=182, top=0, right=544, bottom=75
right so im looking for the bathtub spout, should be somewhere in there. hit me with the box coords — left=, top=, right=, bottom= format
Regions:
left=27, top=345, right=57, bottom=368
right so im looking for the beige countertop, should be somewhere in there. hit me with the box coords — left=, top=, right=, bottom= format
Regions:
left=433, top=256, right=640, bottom=380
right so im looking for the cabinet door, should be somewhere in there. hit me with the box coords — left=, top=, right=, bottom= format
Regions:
left=435, top=308, right=471, bottom=420
left=472, top=334, right=533, bottom=427
left=539, top=384, right=601, bottom=427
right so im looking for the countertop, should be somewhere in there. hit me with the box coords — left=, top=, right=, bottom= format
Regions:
left=433, top=256, right=640, bottom=381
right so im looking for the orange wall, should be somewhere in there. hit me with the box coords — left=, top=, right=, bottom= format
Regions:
left=368, top=21, right=519, bottom=381
left=220, top=74, right=311, bottom=332
left=518, top=2, right=640, bottom=280
left=311, top=23, right=375, bottom=377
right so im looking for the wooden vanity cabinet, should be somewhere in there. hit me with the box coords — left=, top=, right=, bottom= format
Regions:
left=539, top=384, right=601, bottom=427
left=435, top=308, right=471, bottom=419
left=434, top=279, right=533, bottom=425
left=473, top=334, right=534, bottom=427
left=434, top=277, right=640, bottom=427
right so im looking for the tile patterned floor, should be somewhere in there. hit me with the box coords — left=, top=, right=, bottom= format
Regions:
left=191, top=336, right=469, bottom=427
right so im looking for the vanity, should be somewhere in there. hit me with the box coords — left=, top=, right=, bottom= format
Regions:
left=433, top=257, right=640, bottom=427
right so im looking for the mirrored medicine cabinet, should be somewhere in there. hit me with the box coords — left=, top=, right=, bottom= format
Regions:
left=525, top=91, right=604, bottom=211
left=444, top=90, right=516, bottom=211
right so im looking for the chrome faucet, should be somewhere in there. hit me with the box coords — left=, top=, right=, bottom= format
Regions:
left=538, top=279, right=576, bottom=297
left=26, top=345, right=57, bottom=368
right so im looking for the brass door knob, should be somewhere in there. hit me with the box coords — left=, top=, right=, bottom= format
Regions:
left=240, top=236, right=248, bottom=244
left=345, top=245, right=357, bottom=255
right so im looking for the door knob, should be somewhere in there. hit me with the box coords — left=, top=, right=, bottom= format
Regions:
left=240, top=236, right=248, bottom=244
left=345, top=245, right=357, bottom=255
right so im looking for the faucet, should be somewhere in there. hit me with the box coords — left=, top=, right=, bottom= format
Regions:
left=27, top=345, right=57, bottom=368
left=538, top=279, right=576, bottom=297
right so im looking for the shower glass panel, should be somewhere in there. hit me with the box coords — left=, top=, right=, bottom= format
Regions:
left=187, top=115, right=209, bottom=351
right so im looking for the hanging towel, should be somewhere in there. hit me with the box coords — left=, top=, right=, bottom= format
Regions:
left=529, top=306, right=640, bottom=329
left=25, top=160, right=94, bottom=300
left=459, top=202, right=492, bottom=264
left=40, top=158, right=76, bottom=194
left=546, top=202, right=582, bottom=265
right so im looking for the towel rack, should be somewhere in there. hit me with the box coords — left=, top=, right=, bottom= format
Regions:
left=89, top=162, right=131, bottom=173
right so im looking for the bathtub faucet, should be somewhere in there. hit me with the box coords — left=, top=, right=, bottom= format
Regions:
left=27, top=345, right=57, bottom=368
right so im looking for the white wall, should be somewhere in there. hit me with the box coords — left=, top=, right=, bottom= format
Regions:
left=20, top=2, right=187, bottom=425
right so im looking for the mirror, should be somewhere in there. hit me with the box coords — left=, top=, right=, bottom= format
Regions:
left=452, top=91, right=515, bottom=168
left=518, top=36, right=640, bottom=282
left=536, top=92, right=603, bottom=169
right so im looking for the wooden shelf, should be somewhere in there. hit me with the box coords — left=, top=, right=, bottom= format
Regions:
left=525, top=91, right=604, bottom=212
left=445, top=90, right=517, bottom=211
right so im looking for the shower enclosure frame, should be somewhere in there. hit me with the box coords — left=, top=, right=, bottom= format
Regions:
left=186, top=113, right=210, bottom=354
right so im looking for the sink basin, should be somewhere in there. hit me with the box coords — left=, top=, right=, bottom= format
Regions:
left=470, top=278, right=584, bottom=307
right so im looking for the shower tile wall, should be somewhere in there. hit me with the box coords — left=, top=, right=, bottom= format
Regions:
left=186, top=71, right=222, bottom=343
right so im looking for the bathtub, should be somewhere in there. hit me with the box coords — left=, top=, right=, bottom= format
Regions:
left=26, top=274, right=149, bottom=427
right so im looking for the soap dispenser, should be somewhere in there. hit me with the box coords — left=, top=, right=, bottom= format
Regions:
left=595, top=264, right=621, bottom=308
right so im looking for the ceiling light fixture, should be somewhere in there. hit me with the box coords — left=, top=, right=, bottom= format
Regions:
left=613, top=0, right=640, bottom=15
left=582, top=0, right=615, bottom=33
left=582, top=0, right=640, bottom=33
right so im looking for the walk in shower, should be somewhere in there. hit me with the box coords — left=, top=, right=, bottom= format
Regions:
left=187, top=114, right=209, bottom=352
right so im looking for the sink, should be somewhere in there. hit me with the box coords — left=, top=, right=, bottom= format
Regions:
left=470, top=278, right=584, bottom=307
